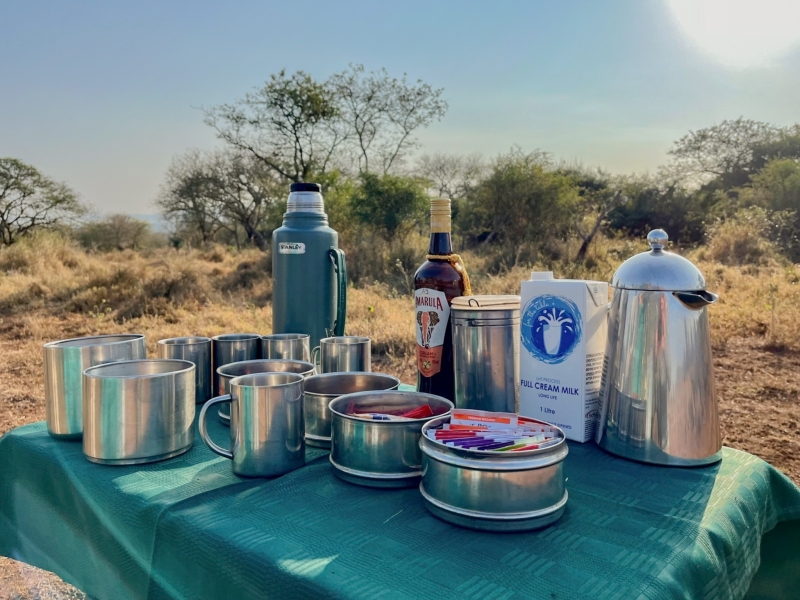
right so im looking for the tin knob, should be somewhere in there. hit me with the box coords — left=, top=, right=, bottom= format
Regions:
left=647, top=229, right=668, bottom=252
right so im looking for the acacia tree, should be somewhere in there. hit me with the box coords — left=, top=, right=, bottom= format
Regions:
left=157, top=150, right=282, bottom=249
left=157, top=150, right=226, bottom=245
left=667, top=118, right=783, bottom=188
left=204, top=70, right=345, bottom=183
left=415, top=152, right=486, bottom=199
left=330, top=64, right=447, bottom=174
left=78, top=214, right=151, bottom=250
left=209, top=151, right=283, bottom=250
left=0, top=158, right=85, bottom=245
left=203, top=65, right=447, bottom=183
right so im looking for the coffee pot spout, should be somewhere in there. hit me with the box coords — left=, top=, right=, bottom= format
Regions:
left=673, top=290, right=718, bottom=309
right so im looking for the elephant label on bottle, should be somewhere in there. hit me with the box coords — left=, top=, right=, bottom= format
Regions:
left=415, top=288, right=450, bottom=377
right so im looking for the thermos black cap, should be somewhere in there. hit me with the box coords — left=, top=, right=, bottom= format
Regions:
left=290, top=182, right=322, bottom=193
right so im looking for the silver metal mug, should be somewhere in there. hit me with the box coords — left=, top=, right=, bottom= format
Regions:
left=82, top=359, right=196, bottom=465
left=199, top=373, right=306, bottom=477
left=261, top=333, right=311, bottom=362
left=311, top=336, right=371, bottom=374
left=157, top=336, right=212, bottom=404
left=215, top=359, right=315, bottom=426
left=302, top=372, right=401, bottom=448
left=43, top=334, right=146, bottom=439
left=211, top=333, right=260, bottom=392
left=451, top=296, right=520, bottom=413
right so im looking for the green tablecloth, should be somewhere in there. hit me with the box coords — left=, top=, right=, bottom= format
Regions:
left=1, top=399, right=800, bottom=600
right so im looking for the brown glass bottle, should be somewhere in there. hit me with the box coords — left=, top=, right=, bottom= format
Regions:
left=413, top=199, right=467, bottom=401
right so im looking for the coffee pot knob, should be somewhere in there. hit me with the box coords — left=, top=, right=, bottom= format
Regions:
left=647, top=229, right=668, bottom=252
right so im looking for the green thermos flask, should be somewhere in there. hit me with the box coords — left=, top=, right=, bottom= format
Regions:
left=272, top=183, right=347, bottom=348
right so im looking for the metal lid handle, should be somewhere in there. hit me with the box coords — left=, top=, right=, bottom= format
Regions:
left=647, top=229, right=668, bottom=252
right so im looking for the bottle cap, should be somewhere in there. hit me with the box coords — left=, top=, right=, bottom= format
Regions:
left=430, top=198, right=451, bottom=233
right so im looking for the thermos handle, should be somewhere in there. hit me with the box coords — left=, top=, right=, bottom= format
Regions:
left=311, top=346, right=321, bottom=375
left=329, top=248, right=347, bottom=336
left=198, top=395, right=234, bottom=459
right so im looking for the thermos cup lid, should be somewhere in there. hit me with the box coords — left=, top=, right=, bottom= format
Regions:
left=290, top=182, right=322, bottom=193
left=612, top=229, right=706, bottom=291
left=287, top=182, right=325, bottom=213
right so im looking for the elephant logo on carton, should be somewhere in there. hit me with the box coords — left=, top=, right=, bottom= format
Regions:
left=522, top=295, right=582, bottom=364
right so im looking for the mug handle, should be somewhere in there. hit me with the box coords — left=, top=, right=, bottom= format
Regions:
left=198, top=395, right=234, bottom=459
left=311, top=345, right=321, bottom=375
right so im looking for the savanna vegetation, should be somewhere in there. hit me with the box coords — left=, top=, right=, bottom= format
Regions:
left=2, top=67, right=800, bottom=486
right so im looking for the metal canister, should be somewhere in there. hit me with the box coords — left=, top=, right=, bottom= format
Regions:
left=451, top=295, right=520, bottom=413
left=43, top=334, right=146, bottom=439
left=419, top=416, right=568, bottom=532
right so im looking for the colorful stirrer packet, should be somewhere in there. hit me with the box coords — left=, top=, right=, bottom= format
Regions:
left=428, top=409, right=564, bottom=452
left=351, top=404, right=435, bottom=421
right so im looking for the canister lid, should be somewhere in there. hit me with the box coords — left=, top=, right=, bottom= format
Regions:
left=612, top=229, right=706, bottom=291
left=451, top=295, right=521, bottom=320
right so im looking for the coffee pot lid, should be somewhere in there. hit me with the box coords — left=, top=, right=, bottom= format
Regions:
left=612, top=229, right=706, bottom=291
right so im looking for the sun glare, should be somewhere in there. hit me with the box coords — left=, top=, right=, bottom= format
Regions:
left=666, top=0, right=800, bottom=69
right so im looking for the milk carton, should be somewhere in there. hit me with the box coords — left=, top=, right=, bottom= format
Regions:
left=518, top=272, right=608, bottom=442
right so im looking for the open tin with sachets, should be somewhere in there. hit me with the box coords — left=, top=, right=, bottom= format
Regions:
left=328, top=390, right=453, bottom=488
left=419, top=414, right=568, bottom=532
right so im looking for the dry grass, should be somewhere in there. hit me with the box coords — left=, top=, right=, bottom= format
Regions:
left=1, top=233, right=799, bottom=476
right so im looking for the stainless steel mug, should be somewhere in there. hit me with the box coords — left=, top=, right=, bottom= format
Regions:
left=451, top=295, right=521, bottom=413
left=44, top=334, right=146, bottom=439
left=261, top=333, right=311, bottom=362
left=83, top=359, right=195, bottom=465
left=302, top=372, right=400, bottom=448
left=157, top=336, right=212, bottom=404
left=311, top=336, right=371, bottom=374
left=211, top=333, right=260, bottom=392
left=199, top=373, right=306, bottom=477
left=215, top=359, right=315, bottom=426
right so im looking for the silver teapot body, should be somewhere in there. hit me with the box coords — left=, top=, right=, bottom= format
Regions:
left=595, top=230, right=722, bottom=466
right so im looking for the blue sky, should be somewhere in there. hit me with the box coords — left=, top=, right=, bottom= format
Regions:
left=1, top=0, right=799, bottom=214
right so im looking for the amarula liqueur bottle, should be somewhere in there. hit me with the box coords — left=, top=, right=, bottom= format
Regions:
left=414, top=198, right=471, bottom=401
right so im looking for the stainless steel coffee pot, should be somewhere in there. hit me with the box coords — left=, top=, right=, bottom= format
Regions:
left=595, top=229, right=721, bottom=466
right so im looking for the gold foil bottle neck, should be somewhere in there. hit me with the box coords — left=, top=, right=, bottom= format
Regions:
left=430, top=198, right=451, bottom=233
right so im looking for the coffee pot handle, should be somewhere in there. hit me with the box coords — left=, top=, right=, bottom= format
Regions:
left=329, top=248, right=347, bottom=336
left=198, top=395, right=234, bottom=459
